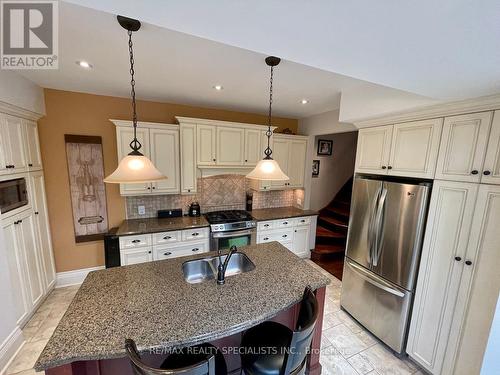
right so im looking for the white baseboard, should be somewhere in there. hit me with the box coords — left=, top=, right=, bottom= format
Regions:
left=0, top=327, right=24, bottom=374
left=55, top=266, right=105, bottom=288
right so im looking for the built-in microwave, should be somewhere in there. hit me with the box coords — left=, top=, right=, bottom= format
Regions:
left=0, top=178, right=28, bottom=214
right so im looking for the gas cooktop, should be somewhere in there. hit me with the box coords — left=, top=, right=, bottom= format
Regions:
left=204, top=210, right=256, bottom=233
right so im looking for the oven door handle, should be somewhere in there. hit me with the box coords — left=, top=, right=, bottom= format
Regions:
left=211, top=229, right=255, bottom=239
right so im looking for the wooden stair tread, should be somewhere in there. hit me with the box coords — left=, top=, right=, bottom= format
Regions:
left=323, top=205, right=350, bottom=218
left=312, top=243, right=345, bottom=254
left=318, top=215, right=348, bottom=228
left=316, top=226, right=345, bottom=238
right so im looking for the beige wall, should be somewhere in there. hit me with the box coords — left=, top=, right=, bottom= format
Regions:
left=38, top=89, right=298, bottom=273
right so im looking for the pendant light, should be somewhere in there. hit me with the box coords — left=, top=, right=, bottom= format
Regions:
left=246, top=56, right=289, bottom=181
left=104, top=16, right=166, bottom=184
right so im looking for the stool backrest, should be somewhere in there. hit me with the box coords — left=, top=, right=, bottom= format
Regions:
left=282, top=286, right=319, bottom=375
left=125, top=339, right=216, bottom=375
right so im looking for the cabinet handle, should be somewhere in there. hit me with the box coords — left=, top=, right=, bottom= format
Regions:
left=34, top=211, right=39, bottom=215
left=454, top=256, right=462, bottom=261
left=300, top=219, right=306, bottom=223
left=164, top=252, right=172, bottom=256
left=387, top=166, right=393, bottom=170
left=465, top=260, right=472, bottom=266
left=28, top=163, right=33, bottom=167
left=282, top=234, right=288, bottom=238
left=471, top=170, right=479, bottom=175
left=283, top=221, right=288, bottom=225
left=483, top=170, right=491, bottom=176
left=381, top=166, right=387, bottom=169
left=131, top=240, right=141, bottom=243
left=163, top=236, right=172, bottom=240
left=263, top=237, right=269, bottom=241
left=264, top=224, right=269, bottom=227
left=192, top=232, right=199, bottom=236
left=192, top=248, right=199, bottom=252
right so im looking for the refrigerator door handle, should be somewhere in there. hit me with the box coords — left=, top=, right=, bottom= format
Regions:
left=367, top=185, right=382, bottom=266
left=346, top=260, right=405, bottom=298
left=372, top=187, right=388, bottom=267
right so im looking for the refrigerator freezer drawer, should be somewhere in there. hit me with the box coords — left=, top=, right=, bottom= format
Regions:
left=341, top=259, right=413, bottom=353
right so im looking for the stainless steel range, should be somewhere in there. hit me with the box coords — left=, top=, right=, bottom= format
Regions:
left=205, top=210, right=256, bottom=251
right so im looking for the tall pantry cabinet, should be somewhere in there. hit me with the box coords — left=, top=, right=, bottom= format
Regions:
left=0, top=110, right=56, bottom=327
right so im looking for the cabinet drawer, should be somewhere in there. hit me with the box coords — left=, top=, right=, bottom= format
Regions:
left=153, top=231, right=181, bottom=245
left=258, top=229, right=294, bottom=244
left=154, top=242, right=209, bottom=260
left=119, top=234, right=152, bottom=249
left=295, top=217, right=311, bottom=226
left=258, top=221, right=275, bottom=231
left=276, top=218, right=294, bottom=228
left=182, top=228, right=209, bottom=241
left=120, top=247, right=153, bottom=266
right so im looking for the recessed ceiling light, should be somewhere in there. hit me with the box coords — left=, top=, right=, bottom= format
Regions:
left=300, top=99, right=309, bottom=104
left=76, top=60, right=93, bottom=69
left=213, top=85, right=223, bottom=91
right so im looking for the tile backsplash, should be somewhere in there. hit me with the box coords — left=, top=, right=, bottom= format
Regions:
left=126, top=174, right=304, bottom=219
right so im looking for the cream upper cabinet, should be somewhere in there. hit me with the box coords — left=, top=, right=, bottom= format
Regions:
left=355, top=125, right=393, bottom=175
left=216, top=126, right=245, bottom=166
left=435, top=112, right=493, bottom=183
left=244, top=128, right=262, bottom=166
left=150, top=128, right=180, bottom=194
left=482, top=110, right=500, bottom=185
left=448, top=184, right=500, bottom=375
left=288, top=139, right=307, bottom=188
left=196, top=125, right=216, bottom=165
left=387, top=118, right=443, bottom=178
left=180, top=124, right=197, bottom=194
left=270, top=137, right=290, bottom=188
left=24, top=120, right=43, bottom=171
left=116, top=126, right=150, bottom=195
left=407, top=180, right=479, bottom=374
left=1, top=113, right=28, bottom=173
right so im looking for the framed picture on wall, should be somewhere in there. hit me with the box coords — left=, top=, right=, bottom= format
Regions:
left=317, top=139, right=333, bottom=156
left=312, top=160, right=320, bottom=178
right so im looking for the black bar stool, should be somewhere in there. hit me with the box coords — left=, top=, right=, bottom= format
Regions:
left=125, top=339, right=227, bottom=375
left=239, top=286, right=319, bottom=375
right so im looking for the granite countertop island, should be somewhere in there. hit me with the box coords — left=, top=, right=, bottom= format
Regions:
left=35, top=243, right=330, bottom=373
left=116, top=216, right=209, bottom=236
left=250, top=206, right=318, bottom=221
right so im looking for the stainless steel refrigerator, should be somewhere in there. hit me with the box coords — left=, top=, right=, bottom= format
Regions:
left=341, top=176, right=431, bottom=354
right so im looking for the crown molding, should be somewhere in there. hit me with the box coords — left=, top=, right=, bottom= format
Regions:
left=352, top=94, right=500, bottom=128
left=109, top=119, right=179, bottom=130
left=175, top=116, right=276, bottom=131
left=0, top=100, right=44, bottom=121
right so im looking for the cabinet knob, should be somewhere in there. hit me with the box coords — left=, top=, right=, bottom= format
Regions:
left=152, top=186, right=156, bottom=189
left=192, top=232, right=199, bottom=236
left=164, top=252, right=172, bottom=256
left=465, top=260, right=472, bottom=266
left=131, top=239, right=141, bottom=243
left=483, top=170, right=491, bottom=176
left=187, top=189, right=191, bottom=192
left=282, top=234, right=287, bottom=238
left=454, top=256, right=462, bottom=261
left=28, top=163, right=33, bottom=167
left=381, top=166, right=387, bottom=169
left=387, top=166, right=393, bottom=170
left=148, top=251, right=152, bottom=254
left=264, top=224, right=269, bottom=227
left=471, top=170, right=479, bottom=175
left=34, top=211, right=39, bottom=215
left=245, top=159, right=248, bottom=162
left=163, top=236, right=172, bottom=240
left=213, top=158, right=216, bottom=162
left=263, top=237, right=269, bottom=241
left=192, top=248, right=199, bottom=252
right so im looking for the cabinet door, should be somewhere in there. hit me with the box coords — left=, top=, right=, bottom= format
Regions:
left=2, top=219, right=30, bottom=325
left=180, top=124, right=197, bottom=194
left=244, top=129, right=261, bottom=166
left=293, top=226, right=310, bottom=258
left=355, top=125, right=392, bottom=175
left=150, top=128, right=180, bottom=194
left=482, top=110, right=500, bottom=185
left=30, top=171, right=56, bottom=289
left=18, top=212, right=45, bottom=307
left=435, top=112, right=492, bottom=182
left=116, top=126, right=151, bottom=195
left=196, top=125, right=216, bottom=165
left=217, top=126, right=245, bottom=166
left=407, top=181, right=478, bottom=374
left=447, top=185, right=500, bottom=375
left=24, top=120, right=43, bottom=171
left=288, top=140, right=307, bottom=188
left=388, top=118, right=443, bottom=178
left=120, top=247, right=153, bottom=266
left=271, top=138, right=290, bottom=188
left=0, top=114, right=10, bottom=174
left=4, top=114, right=28, bottom=172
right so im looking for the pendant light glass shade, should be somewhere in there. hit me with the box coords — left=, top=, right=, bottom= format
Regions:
left=246, top=56, right=289, bottom=182
left=246, top=158, right=289, bottom=181
left=104, top=155, right=166, bottom=184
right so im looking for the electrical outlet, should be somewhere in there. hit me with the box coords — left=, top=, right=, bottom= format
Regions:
left=297, top=198, right=302, bottom=205
left=138, top=205, right=146, bottom=215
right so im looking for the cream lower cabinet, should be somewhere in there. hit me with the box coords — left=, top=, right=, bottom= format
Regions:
left=355, top=119, right=442, bottom=178
left=407, top=182, right=500, bottom=375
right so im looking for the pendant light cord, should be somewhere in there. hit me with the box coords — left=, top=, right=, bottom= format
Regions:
left=264, top=65, right=274, bottom=159
left=128, top=29, right=142, bottom=155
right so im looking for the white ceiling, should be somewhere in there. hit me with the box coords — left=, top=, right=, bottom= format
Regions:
left=19, top=1, right=437, bottom=119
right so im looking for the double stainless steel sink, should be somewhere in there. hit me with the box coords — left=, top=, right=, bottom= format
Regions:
left=182, top=253, right=255, bottom=284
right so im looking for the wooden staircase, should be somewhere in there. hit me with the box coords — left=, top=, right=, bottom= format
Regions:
left=311, top=178, right=353, bottom=268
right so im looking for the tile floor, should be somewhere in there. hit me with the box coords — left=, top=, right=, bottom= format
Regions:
left=4, top=263, right=423, bottom=375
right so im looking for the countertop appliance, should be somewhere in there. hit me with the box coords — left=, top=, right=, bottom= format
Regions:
left=0, top=178, right=28, bottom=214
left=188, top=202, right=201, bottom=217
left=205, top=210, right=256, bottom=251
left=341, top=176, right=431, bottom=354
left=158, top=209, right=183, bottom=218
